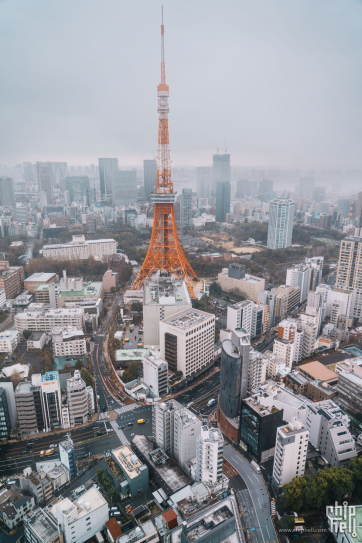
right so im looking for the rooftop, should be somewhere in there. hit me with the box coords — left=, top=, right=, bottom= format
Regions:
left=24, top=508, right=58, bottom=543
left=185, top=498, right=235, bottom=543
left=41, top=371, right=59, bottom=383
left=118, top=520, right=156, bottom=543
left=161, top=308, right=214, bottom=330
left=36, top=460, right=69, bottom=480
left=0, top=329, right=19, bottom=339
left=144, top=277, right=191, bottom=306
left=53, top=328, right=84, bottom=341
left=53, top=486, right=106, bottom=521
left=299, top=361, right=338, bottom=383
left=25, top=273, right=57, bottom=282
left=112, top=446, right=144, bottom=479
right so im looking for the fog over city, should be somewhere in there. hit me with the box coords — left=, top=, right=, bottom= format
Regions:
left=1, top=0, right=362, bottom=168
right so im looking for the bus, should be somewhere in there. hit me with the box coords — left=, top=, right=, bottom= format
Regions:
left=137, top=419, right=145, bottom=424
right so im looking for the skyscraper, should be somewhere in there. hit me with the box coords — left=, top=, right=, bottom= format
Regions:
left=0, top=177, right=15, bottom=207
left=65, top=176, right=92, bottom=204
left=180, top=188, right=192, bottom=229
left=259, top=179, right=273, bottom=194
left=212, top=154, right=230, bottom=195
left=36, top=162, right=53, bottom=204
left=235, top=179, right=251, bottom=198
left=112, top=170, right=137, bottom=205
left=267, top=198, right=295, bottom=249
left=23, top=162, right=34, bottom=185
left=98, top=158, right=119, bottom=198
left=355, top=191, right=362, bottom=225
left=196, top=167, right=211, bottom=199
left=216, top=181, right=231, bottom=222
left=298, top=177, right=315, bottom=199
left=143, top=159, right=157, bottom=201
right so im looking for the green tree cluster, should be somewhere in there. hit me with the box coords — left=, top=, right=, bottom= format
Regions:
left=81, top=368, right=94, bottom=388
left=22, top=330, right=32, bottom=340
left=122, top=361, right=142, bottom=383
left=96, top=469, right=120, bottom=503
left=209, top=281, right=222, bottom=295
left=26, top=255, right=108, bottom=278
left=281, top=459, right=362, bottom=511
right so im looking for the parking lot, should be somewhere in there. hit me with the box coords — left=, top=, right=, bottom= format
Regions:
left=120, top=323, right=143, bottom=350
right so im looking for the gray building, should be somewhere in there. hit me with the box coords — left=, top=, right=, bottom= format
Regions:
left=196, top=167, right=211, bottom=199
left=65, top=176, right=95, bottom=205
left=259, top=179, right=273, bottom=194
left=36, top=163, right=54, bottom=204
left=24, top=507, right=61, bottom=543
left=105, top=445, right=149, bottom=498
left=112, top=170, right=137, bottom=205
left=0, top=176, right=15, bottom=207
left=0, top=387, right=11, bottom=440
left=235, top=179, right=251, bottom=198
left=299, top=177, right=315, bottom=199
left=143, top=159, right=157, bottom=201
left=212, top=154, right=230, bottom=195
left=23, top=162, right=35, bottom=185
left=219, top=328, right=251, bottom=419
left=267, top=198, right=295, bottom=250
left=98, top=157, right=118, bottom=198
left=215, top=181, right=231, bottom=222
left=15, top=381, right=45, bottom=437
left=180, top=188, right=193, bottom=229
left=228, top=263, right=246, bottom=280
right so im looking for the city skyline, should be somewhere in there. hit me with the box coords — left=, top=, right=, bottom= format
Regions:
left=1, top=0, right=362, bottom=168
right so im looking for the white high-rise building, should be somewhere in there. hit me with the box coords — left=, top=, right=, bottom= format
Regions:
left=273, top=337, right=294, bottom=368
left=142, top=350, right=168, bottom=397
left=173, top=408, right=202, bottom=471
left=195, top=425, right=224, bottom=486
left=286, top=264, right=311, bottom=303
left=227, top=300, right=253, bottom=333
left=272, top=418, right=308, bottom=489
left=67, top=370, right=89, bottom=426
left=152, top=399, right=182, bottom=455
left=143, top=277, right=191, bottom=349
left=257, top=290, right=277, bottom=330
left=267, top=198, right=295, bottom=250
left=248, top=349, right=267, bottom=393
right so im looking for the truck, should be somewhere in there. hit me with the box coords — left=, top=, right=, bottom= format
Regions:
left=129, top=324, right=134, bottom=332
left=250, top=460, right=261, bottom=473
left=45, top=449, right=53, bottom=456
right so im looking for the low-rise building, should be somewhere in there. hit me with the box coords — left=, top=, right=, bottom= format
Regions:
left=42, top=235, right=117, bottom=261
left=27, top=331, right=47, bottom=351
left=24, top=272, right=59, bottom=293
left=0, top=329, right=20, bottom=353
left=24, top=507, right=63, bottom=543
left=218, top=264, right=265, bottom=301
left=106, top=445, right=149, bottom=498
left=0, top=488, right=35, bottom=530
left=15, top=308, right=84, bottom=333
left=117, top=520, right=159, bottom=543
left=20, top=468, right=53, bottom=505
left=52, top=328, right=86, bottom=358
left=36, top=461, right=70, bottom=491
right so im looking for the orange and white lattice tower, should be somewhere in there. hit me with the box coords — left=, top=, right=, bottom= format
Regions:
left=132, top=9, right=197, bottom=296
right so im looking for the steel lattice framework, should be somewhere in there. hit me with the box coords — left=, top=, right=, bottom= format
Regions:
left=132, top=9, right=197, bottom=296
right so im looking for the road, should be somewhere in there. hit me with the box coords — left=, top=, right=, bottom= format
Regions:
left=176, top=372, right=220, bottom=415
left=224, top=444, right=277, bottom=543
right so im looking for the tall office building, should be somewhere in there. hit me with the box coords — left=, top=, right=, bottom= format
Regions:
left=49, top=162, right=67, bottom=185
left=180, top=188, right=192, bottom=229
left=196, top=167, right=211, bottom=199
left=212, top=154, right=230, bottom=195
left=235, top=179, right=251, bottom=198
left=298, top=177, right=315, bottom=199
left=0, top=177, right=15, bottom=207
left=112, top=170, right=137, bottom=205
left=65, top=176, right=94, bottom=205
left=267, top=198, right=295, bottom=250
left=337, top=198, right=351, bottom=219
left=143, top=159, right=157, bottom=201
left=305, top=256, right=324, bottom=291
left=23, top=162, right=35, bottom=184
left=36, top=162, right=53, bottom=204
left=0, top=387, right=11, bottom=440
left=259, top=179, right=273, bottom=194
left=216, top=181, right=231, bottom=222
left=98, top=157, right=118, bottom=198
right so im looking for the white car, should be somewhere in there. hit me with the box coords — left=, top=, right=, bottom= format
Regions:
left=49, top=444, right=57, bottom=449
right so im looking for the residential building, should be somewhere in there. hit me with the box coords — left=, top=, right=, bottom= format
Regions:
left=195, top=425, right=224, bottom=486
left=24, top=507, right=63, bottom=543
left=247, top=348, right=267, bottom=393
left=267, top=198, right=295, bottom=249
left=0, top=288, right=6, bottom=309
left=272, top=418, right=309, bottom=491
left=41, top=372, right=62, bottom=432
left=15, top=379, right=45, bottom=436
left=52, top=328, right=86, bottom=358
left=265, top=352, right=291, bottom=380
left=0, top=387, right=11, bottom=440
left=0, top=488, right=35, bottom=530
left=143, top=277, right=191, bottom=349
left=218, top=264, right=265, bottom=301
left=286, top=264, right=311, bottom=303
left=99, top=157, right=118, bottom=198
left=117, top=520, right=158, bottom=543
left=180, top=188, right=192, bottom=229
left=20, top=470, right=53, bottom=505
left=0, top=329, right=20, bottom=353
left=142, top=350, right=168, bottom=397
left=274, top=284, right=301, bottom=313
left=305, top=401, right=356, bottom=466
left=215, top=181, right=231, bottom=222
left=15, top=308, right=84, bottom=333
left=227, top=299, right=253, bottom=332
left=218, top=328, right=251, bottom=442
left=108, top=445, right=149, bottom=498
left=59, top=437, right=78, bottom=479
left=273, top=337, right=294, bottom=368
left=337, top=359, right=362, bottom=414
left=196, top=167, right=211, bottom=200
left=335, top=237, right=362, bottom=319
left=257, top=290, right=277, bottom=329
left=52, top=487, right=109, bottom=543
left=173, top=408, right=202, bottom=471
left=0, top=176, right=15, bottom=207
left=86, top=387, right=94, bottom=415
left=159, top=309, right=215, bottom=377
left=85, top=214, right=102, bottom=233
left=105, top=518, right=123, bottom=543
left=112, top=170, right=137, bottom=205
left=305, top=256, right=324, bottom=291
left=27, top=332, right=47, bottom=351
left=143, top=159, right=157, bottom=201
left=36, top=462, right=70, bottom=492
left=42, top=235, right=117, bottom=261
left=36, top=162, right=54, bottom=204
left=212, top=154, right=231, bottom=195
left=240, top=395, right=284, bottom=462
left=66, top=370, right=89, bottom=426
left=152, top=399, right=182, bottom=455
left=0, top=261, right=24, bottom=299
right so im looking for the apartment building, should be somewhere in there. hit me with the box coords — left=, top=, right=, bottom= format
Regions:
left=337, top=359, right=362, bottom=414
left=335, top=237, right=362, bottom=319
left=273, top=284, right=301, bottom=313
left=42, top=235, right=117, bottom=261
left=142, top=350, right=168, bottom=397
left=52, top=328, right=86, bottom=358
left=67, top=370, right=89, bottom=426
left=0, top=261, right=24, bottom=299
left=286, top=264, right=311, bottom=303
left=273, top=337, right=294, bottom=368
left=272, top=418, right=309, bottom=491
left=159, top=309, right=215, bottom=377
left=152, top=400, right=182, bottom=455
left=247, top=348, right=267, bottom=394
left=195, top=425, right=224, bottom=486
left=0, top=329, right=20, bottom=353
left=173, top=408, right=202, bottom=471
left=15, top=308, right=84, bottom=333
left=218, top=264, right=265, bottom=301
left=24, top=507, right=63, bottom=543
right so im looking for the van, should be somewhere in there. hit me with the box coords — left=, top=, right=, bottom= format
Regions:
left=138, top=419, right=145, bottom=424
left=250, top=460, right=261, bottom=473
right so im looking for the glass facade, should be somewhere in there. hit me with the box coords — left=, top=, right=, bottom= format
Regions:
left=0, top=387, right=11, bottom=439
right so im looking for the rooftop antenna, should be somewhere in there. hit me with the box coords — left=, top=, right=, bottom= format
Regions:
left=211, top=142, right=219, bottom=154
left=224, top=140, right=228, bottom=154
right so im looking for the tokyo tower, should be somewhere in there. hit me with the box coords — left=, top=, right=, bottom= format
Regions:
left=132, top=9, right=197, bottom=296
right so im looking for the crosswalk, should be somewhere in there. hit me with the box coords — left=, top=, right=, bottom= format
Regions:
left=110, top=420, right=130, bottom=445
left=98, top=411, right=109, bottom=420
left=114, top=404, right=139, bottom=415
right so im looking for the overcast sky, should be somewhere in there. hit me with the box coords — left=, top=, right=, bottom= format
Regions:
left=0, top=0, right=362, bottom=168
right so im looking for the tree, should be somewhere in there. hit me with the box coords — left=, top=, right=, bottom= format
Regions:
left=22, top=330, right=32, bottom=340
left=175, top=370, right=183, bottom=377
left=209, top=281, right=222, bottom=296
left=278, top=515, right=295, bottom=531
left=74, top=359, right=83, bottom=371
left=110, top=287, right=116, bottom=294
left=81, top=368, right=94, bottom=388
